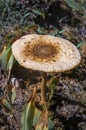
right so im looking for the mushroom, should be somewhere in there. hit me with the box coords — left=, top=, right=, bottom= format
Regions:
left=12, top=34, right=81, bottom=104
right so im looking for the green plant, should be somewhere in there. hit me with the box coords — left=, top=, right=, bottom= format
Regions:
left=0, top=84, right=20, bottom=129
left=0, top=0, right=15, bottom=19
left=65, top=0, right=85, bottom=13
left=0, top=0, right=6, bottom=13
left=21, top=89, right=55, bottom=130
left=0, top=44, right=14, bottom=79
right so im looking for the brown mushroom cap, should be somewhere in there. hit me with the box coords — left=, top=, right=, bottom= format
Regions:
left=12, top=34, right=81, bottom=73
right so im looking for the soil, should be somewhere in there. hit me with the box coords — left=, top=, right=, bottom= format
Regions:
left=0, top=0, right=86, bottom=130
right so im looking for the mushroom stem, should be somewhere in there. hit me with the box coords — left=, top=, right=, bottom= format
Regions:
left=41, top=72, right=47, bottom=104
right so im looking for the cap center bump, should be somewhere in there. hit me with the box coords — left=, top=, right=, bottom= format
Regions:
left=21, top=41, right=60, bottom=62
left=32, top=44, right=58, bottom=59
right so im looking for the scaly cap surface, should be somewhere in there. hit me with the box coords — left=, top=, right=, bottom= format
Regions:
left=12, top=34, right=81, bottom=72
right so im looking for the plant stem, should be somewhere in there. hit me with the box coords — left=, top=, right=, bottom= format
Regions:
left=41, top=72, right=47, bottom=104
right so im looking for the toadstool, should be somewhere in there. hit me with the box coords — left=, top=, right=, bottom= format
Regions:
left=12, top=34, right=81, bottom=104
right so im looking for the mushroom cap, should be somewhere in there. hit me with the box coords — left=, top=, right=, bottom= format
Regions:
left=12, top=34, right=81, bottom=73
